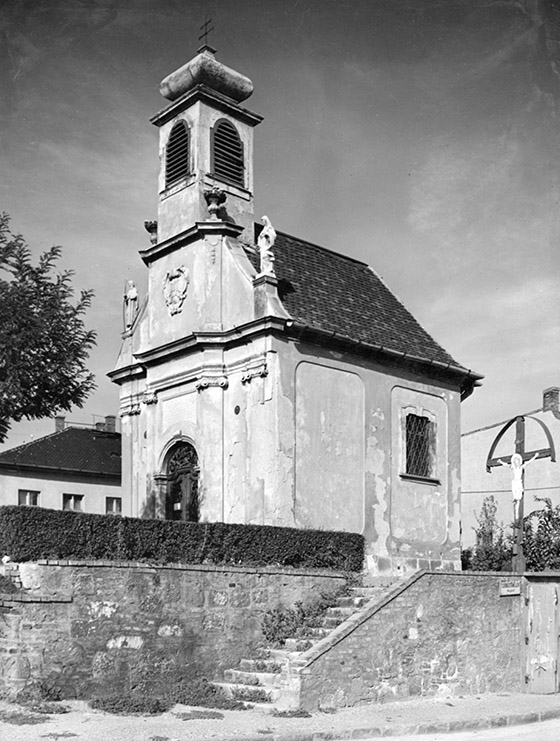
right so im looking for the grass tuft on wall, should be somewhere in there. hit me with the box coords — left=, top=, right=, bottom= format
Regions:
left=0, top=505, right=364, bottom=572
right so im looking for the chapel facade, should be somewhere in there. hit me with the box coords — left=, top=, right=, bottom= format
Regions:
left=109, top=44, right=482, bottom=576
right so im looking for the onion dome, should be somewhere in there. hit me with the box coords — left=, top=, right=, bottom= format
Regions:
left=159, top=45, right=254, bottom=103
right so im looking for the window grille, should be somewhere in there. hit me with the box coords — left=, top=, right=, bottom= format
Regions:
left=18, top=489, right=39, bottom=506
left=405, top=414, right=434, bottom=478
left=63, top=493, right=83, bottom=511
left=165, top=121, right=191, bottom=188
left=105, top=497, right=122, bottom=515
left=165, top=442, right=199, bottom=522
left=212, top=120, right=244, bottom=187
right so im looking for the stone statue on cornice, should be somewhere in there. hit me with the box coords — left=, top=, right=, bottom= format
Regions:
left=258, top=215, right=276, bottom=276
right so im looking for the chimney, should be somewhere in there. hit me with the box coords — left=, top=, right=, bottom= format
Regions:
left=55, top=416, right=65, bottom=432
left=543, top=387, right=560, bottom=413
left=105, top=415, right=116, bottom=433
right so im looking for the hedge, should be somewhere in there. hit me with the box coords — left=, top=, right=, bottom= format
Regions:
left=0, top=506, right=364, bottom=572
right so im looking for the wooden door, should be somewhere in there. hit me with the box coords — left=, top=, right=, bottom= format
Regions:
left=525, top=581, right=559, bottom=693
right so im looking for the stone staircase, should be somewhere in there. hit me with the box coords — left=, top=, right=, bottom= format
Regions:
left=214, top=578, right=398, bottom=709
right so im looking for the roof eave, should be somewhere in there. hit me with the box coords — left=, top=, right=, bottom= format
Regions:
left=285, top=321, right=484, bottom=393
left=0, top=461, right=121, bottom=482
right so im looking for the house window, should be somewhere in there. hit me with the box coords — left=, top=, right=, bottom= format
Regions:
left=106, top=497, right=122, bottom=515
left=18, top=489, right=39, bottom=506
left=211, top=119, right=244, bottom=187
left=405, top=413, right=435, bottom=479
left=63, top=493, right=83, bottom=511
left=165, top=120, right=191, bottom=188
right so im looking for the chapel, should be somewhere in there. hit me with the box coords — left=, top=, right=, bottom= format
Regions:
left=109, top=44, right=481, bottom=576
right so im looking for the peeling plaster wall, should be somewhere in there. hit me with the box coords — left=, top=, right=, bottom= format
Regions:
left=120, top=326, right=462, bottom=574
left=294, top=363, right=365, bottom=533
left=273, top=337, right=462, bottom=574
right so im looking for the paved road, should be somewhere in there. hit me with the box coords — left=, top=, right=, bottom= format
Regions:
left=354, top=717, right=560, bottom=741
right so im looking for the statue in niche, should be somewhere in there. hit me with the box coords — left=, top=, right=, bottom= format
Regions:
left=258, top=215, right=276, bottom=276
left=123, top=280, right=139, bottom=329
left=163, top=266, right=190, bottom=315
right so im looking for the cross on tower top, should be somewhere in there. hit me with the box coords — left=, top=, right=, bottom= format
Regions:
left=198, top=17, right=215, bottom=50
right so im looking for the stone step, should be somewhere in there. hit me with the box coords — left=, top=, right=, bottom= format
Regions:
left=300, top=626, right=330, bottom=638
left=239, top=658, right=283, bottom=673
left=361, top=576, right=399, bottom=588
left=261, top=647, right=300, bottom=661
left=336, top=594, right=370, bottom=608
left=224, top=669, right=283, bottom=688
left=283, top=637, right=317, bottom=652
left=325, top=605, right=356, bottom=616
left=349, top=586, right=388, bottom=596
left=213, top=681, right=277, bottom=703
left=321, top=615, right=347, bottom=628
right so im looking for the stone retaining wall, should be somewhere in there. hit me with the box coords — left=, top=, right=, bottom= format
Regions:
left=0, top=560, right=346, bottom=699
left=297, top=571, right=524, bottom=710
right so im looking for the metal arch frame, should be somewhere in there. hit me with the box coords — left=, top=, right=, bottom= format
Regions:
left=485, top=415, right=556, bottom=473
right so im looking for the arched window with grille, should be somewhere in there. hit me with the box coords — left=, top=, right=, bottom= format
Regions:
left=165, top=120, right=191, bottom=188
left=211, top=119, right=244, bottom=187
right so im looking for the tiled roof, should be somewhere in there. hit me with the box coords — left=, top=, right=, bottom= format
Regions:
left=0, top=428, right=121, bottom=478
left=255, top=226, right=466, bottom=371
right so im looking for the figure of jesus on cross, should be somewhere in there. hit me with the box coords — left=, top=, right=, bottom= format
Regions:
left=486, top=414, right=556, bottom=573
left=497, top=452, right=538, bottom=522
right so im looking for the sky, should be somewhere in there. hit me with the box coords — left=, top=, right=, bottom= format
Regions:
left=0, top=0, right=559, bottom=449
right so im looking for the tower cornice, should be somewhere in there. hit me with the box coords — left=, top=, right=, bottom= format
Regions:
left=150, top=84, right=263, bottom=128
left=139, top=221, right=244, bottom=265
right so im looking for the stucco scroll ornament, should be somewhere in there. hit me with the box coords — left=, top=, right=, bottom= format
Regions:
left=120, top=402, right=141, bottom=417
left=258, top=215, right=276, bottom=276
left=163, top=266, right=190, bottom=315
left=142, top=390, right=158, bottom=405
left=241, top=363, right=268, bottom=384
left=195, top=376, right=229, bottom=391
left=123, top=280, right=139, bottom=330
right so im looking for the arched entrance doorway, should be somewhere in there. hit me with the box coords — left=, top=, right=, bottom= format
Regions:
left=164, top=442, right=199, bottom=521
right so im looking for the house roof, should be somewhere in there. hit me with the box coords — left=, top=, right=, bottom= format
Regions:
left=254, top=226, right=475, bottom=376
left=0, top=427, right=121, bottom=479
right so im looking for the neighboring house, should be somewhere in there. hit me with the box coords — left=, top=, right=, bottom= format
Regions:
left=109, top=44, right=481, bottom=576
left=0, top=416, right=122, bottom=516
left=461, top=387, right=560, bottom=548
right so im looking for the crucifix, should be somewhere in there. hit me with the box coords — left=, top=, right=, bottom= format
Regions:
left=198, top=17, right=215, bottom=48
left=486, top=415, right=556, bottom=573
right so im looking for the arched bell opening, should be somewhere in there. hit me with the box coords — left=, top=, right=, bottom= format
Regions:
left=163, top=441, right=200, bottom=522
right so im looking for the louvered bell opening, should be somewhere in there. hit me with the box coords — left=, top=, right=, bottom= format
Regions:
left=165, top=122, right=190, bottom=188
left=213, top=121, right=244, bottom=187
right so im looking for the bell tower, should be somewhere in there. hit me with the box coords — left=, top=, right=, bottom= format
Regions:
left=150, top=44, right=263, bottom=243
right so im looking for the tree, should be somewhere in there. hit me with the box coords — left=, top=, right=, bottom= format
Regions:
left=0, top=213, right=96, bottom=441
left=463, top=495, right=560, bottom=572
left=523, top=498, right=560, bottom=571
left=461, top=495, right=512, bottom=571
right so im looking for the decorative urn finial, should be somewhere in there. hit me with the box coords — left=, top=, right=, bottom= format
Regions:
left=204, top=187, right=227, bottom=220
left=144, top=220, right=158, bottom=245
